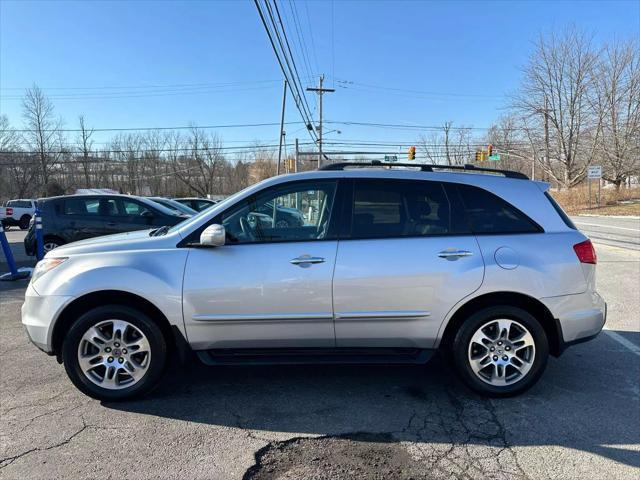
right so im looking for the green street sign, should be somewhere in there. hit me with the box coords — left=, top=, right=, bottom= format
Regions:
left=488, top=154, right=501, bottom=161
left=384, top=155, right=398, bottom=162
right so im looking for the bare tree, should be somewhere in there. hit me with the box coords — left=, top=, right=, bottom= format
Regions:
left=0, top=115, right=37, bottom=200
left=514, top=29, right=602, bottom=188
left=593, top=40, right=640, bottom=187
left=485, top=115, right=532, bottom=175
left=22, top=85, right=64, bottom=192
left=169, top=128, right=225, bottom=196
left=419, top=122, right=472, bottom=165
left=76, top=115, right=94, bottom=188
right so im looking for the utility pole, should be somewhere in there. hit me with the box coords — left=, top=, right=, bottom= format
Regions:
left=294, top=138, right=299, bottom=173
left=277, top=80, right=288, bottom=175
left=307, top=75, right=335, bottom=168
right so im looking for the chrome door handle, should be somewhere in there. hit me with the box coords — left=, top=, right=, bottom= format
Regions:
left=438, top=249, right=474, bottom=259
left=290, top=255, right=325, bottom=266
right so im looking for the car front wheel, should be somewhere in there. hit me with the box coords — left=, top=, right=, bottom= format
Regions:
left=62, top=305, right=167, bottom=401
left=452, top=306, right=549, bottom=397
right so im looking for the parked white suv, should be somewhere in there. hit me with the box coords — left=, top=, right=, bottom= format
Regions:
left=1, top=199, right=36, bottom=230
left=22, top=163, right=606, bottom=400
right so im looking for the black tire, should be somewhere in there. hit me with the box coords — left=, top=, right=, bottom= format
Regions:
left=62, top=305, right=167, bottom=401
left=452, top=306, right=549, bottom=397
left=19, top=215, right=31, bottom=230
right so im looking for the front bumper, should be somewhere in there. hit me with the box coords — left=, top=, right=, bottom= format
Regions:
left=21, top=283, right=73, bottom=353
left=541, top=290, right=606, bottom=345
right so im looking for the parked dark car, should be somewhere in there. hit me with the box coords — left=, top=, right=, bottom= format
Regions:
left=254, top=200, right=305, bottom=228
left=173, top=197, right=218, bottom=212
left=24, top=194, right=188, bottom=255
left=147, top=197, right=198, bottom=216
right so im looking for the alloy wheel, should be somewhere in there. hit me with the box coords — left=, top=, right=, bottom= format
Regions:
left=467, top=318, right=535, bottom=387
left=43, top=242, right=59, bottom=252
left=77, top=319, right=151, bottom=390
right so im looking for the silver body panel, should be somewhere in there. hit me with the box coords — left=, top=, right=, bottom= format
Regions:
left=333, top=236, right=484, bottom=348
left=183, top=241, right=338, bottom=349
left=22, top=169, right=605, bottom=355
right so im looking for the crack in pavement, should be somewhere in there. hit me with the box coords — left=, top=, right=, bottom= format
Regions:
left=0, top=417, right=89, bottom=469
left=240, top=387, right=532, bottom=480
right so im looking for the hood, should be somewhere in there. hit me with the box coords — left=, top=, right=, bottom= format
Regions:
left=47, top=229, right=182, bottom=257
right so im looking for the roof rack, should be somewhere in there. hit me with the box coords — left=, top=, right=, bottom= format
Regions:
left=319, top=160, right=529, bottom=180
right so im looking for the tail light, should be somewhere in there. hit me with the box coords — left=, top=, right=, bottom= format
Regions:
left=573, top=239, right=597, bottom=264
left=5, top=208, right=12, bottom=216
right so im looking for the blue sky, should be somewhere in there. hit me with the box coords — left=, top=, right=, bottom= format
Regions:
left=1, top=0, right=638, bottom=150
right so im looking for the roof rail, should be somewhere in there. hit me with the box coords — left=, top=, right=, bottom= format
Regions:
left=319, top=160, right=529, bottom=180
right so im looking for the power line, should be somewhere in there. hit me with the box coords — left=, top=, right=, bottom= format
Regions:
left=0, top=142, right=314, bottom=156
left=269, top=0, right=317, bottom=129
left=286, top=0, right=316, bottom=102
left=334, top=79, right=506, bottom=99
left=324, top=120, right=527, bottom=131
left=0, top=85, right=286, bottom=101
left=8, top=121, right=306, bottom=133
left=0, top=79, right=289, bottom=91
left=253, top=0, right=317, bottom=143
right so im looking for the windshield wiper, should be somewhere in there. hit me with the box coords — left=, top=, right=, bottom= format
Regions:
left=149, top=225, right=170, bottom=237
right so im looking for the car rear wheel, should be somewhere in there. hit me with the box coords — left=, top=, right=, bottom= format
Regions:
left=452, top=306, right=548, bottom=397
left=19, top=215, right=31, bottom=230
left=62, top=305, right=167, bottom=401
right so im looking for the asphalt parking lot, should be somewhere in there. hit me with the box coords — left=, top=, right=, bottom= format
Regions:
left=1, top=217, right=639, bottom=479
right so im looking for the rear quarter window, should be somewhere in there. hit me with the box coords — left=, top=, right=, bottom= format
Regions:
left=457, top=184, right=541, bottom=234
left=544, top=192, right=577, bottom=229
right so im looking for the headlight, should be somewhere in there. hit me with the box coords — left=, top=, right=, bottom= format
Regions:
left=31, top=257, right=68, bottom=284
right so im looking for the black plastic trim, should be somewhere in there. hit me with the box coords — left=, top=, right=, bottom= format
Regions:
left=196, top=347, right=434, bottom=366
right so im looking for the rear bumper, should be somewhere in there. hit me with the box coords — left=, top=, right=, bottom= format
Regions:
left=541, top=290, right=606, bottom=347
left=21, top=284, right=73, bottom=353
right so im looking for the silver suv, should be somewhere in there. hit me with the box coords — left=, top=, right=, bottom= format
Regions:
left=22, top=163, right=606, bottom=400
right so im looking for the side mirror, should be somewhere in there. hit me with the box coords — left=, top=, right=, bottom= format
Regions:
left=200, top=224, right=225, bottom=247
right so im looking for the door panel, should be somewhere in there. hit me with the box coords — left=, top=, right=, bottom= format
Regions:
left=333, top=236, right=484, bottom=348
left=332, top=178, right=484, bottom=349
left=182, top=178, right=341, bottom=350
left=183, top=241, right=338, bottom=349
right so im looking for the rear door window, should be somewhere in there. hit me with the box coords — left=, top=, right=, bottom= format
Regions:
left=457, top=184, right=541, bottom=234
left=349, top=179, right=464, bottom=239
left=63, top=198, right=100, bottom=215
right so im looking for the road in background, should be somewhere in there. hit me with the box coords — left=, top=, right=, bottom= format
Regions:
left=572, top=215, right=640, bottom=251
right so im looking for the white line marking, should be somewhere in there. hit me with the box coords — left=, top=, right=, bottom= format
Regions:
left=603, top=329, right=640, bottom=356
left=573, top=221, right=640, bottom=233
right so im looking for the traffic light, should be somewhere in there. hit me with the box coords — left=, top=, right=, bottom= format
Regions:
left=487, top=144, right=493, bottom=157
left=408, top=146, right=416, bottom=161
left=475, top=151, right=483, bottom=162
